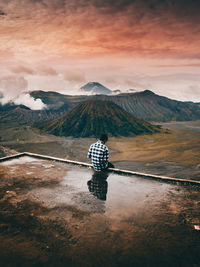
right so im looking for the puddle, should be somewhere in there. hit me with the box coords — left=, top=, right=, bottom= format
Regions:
left=1, top=157, right=199, bottom=218
left=1, top=156, right=200, bottom=266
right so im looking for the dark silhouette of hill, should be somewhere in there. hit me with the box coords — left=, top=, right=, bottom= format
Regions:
left=0, top=105, right=65, bottom=125
left=37, top=100, right=161, bottom=138
left=30, top=90, right=88, bottom=110
left=30, top=89, right=200, bottom=122
left=0, top=102, right=30, bottom=112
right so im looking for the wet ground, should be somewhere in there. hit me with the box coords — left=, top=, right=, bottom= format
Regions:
left=0, top=156, right=200, bottom=266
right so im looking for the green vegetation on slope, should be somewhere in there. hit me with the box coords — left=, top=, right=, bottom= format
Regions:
left=37, top=100, right=161, bottom=137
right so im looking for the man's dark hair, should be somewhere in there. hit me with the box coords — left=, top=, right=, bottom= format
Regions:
left=100, top=134, right=108, bottom=142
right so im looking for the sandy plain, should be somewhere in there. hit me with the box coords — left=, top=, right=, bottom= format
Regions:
left=0, top=120, right=200, bottom=180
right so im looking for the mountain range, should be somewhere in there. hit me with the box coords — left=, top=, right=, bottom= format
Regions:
left=92, top=90, right=200, bottom=122
left=0, top=102, right=64, bottom=125
left=37, top=100, right=161, bottom=138
left=1, top=83, right=200, bottom=126
left=30, top=87, right=200, bottom=122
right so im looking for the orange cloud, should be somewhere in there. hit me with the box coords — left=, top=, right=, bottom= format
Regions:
left=64, top=70, right=86, bottom=83
left=0, top=0, right=199, bottom=101
left=37, top=66, right=58, bottom=76
left=0, top=0, right=199, bottom=60
left=11, top=65, right=35, bottom=75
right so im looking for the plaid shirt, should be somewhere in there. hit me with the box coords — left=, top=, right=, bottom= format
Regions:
left=87, top=177, right=108, bottom=201
left=87, top=140, right=109, bottom=171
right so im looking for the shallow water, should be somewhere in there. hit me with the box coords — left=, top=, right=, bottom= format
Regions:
left=0, top=157, right=200, bottom=266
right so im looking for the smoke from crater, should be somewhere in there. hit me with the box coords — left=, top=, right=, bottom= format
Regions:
left=0, top=75, right=46, bottom=110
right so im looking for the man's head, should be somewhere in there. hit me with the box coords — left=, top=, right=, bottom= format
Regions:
left=100, top=133, right=108, bottom=143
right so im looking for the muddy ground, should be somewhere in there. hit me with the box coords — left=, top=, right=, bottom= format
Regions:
left=1, top=157, right=200, bottom=266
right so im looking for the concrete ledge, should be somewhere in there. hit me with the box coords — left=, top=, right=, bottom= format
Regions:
left=0, top=152, right=26, bottom=162
left=0, top=152, right=200, bottom=186
left=108, top=167, right=200, bottom=186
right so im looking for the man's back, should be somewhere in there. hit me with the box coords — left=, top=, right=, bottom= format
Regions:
left=88, top=140, right=109, bottom=171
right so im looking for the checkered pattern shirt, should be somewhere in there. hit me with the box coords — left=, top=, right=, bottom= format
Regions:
left=87, top=140, right=109, bottom=171
left=87, top=178, right=108, bottom=201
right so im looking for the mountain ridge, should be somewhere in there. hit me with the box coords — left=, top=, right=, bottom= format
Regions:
left=30, top=89, right=200, bottom=122
left=1, top=89, right=200, bottom=124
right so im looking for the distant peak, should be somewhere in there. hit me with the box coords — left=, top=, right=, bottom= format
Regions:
left=80, top=82, right=112, bottom=95
left=142, top=90, right=155, bottom=95
left=87, top=82, right=101, bottom=86
left=82, top=82, right=106, bottom=87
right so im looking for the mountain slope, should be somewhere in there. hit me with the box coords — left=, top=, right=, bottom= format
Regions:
left=30, top=90, right=200, bottom=122
left=37, top=100, right=161, bottom=138
left=93, top=90, right=200, bottom=122
left=0, top=105, right=65, bottom=125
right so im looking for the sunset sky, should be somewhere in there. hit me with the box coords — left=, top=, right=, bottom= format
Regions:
left=0, top=0, right=200, bottom=106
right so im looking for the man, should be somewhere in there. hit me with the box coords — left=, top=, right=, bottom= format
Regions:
left=88, top=133, right=113, bottom=171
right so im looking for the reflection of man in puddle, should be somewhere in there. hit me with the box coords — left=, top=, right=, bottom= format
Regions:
left=87, top=133, right=114, bottom=201
left=87, top=171, right=108, bottom=201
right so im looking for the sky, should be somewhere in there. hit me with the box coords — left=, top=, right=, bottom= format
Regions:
left=0, top=0, right=200, bottom=109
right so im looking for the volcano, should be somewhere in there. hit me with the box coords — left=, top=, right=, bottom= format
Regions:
left=37, top=100, right=161, bottom=138
left=80, top=82, right=112, bottom=95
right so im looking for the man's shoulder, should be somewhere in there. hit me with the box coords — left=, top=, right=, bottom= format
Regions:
left=99, top=142, right=108, bottom=151
left=91, top=141, right=108, bottom=150
left=90, top=142, right=98, bottom=147
left=103, top=144, right=108, bottom=150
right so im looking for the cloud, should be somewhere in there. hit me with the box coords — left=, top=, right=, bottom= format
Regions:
left=11, top=65, right=35, bottom=75
left=64, top=70, right=86, bottom=82
left=123, top=80, right=149, bottom=89
left=14, top=93, right=46, bottom=110
left=0, top=75, right=28, bottom=103
left=0, top=0, right=199, bottom=60
left=0, top=0, right=199, bottom=102
left=155, top=63, right=200, bottom=68
left=135, top=73, right=200, bottom=102
left=37, top=66, right=58, bottom=76
left=10, top=65, right=58, bottom=76
left=188, top=85, right=200, bottom=99
left=0, top=75, right=46, bottom=109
